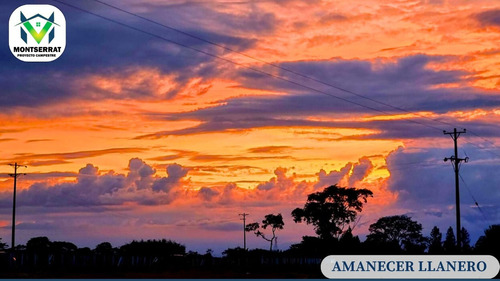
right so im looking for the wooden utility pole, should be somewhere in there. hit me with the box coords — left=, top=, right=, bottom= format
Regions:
left=239, top=213, right=249, bottom=250
left=8, top=163, right=26, bottom=250
left=443, top=128, right=468, bottom=252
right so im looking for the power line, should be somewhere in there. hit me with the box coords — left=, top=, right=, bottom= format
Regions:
left=468, top=129, right=500, bottom=149
left=54, top=1, right=500, bottom=163
left=88, top=0, right=463, bottom=129
left=461, top=138, right=500, bottom=159
left=88, top=0, right=500, bottom=153
left=458, top=147, right=490, bottom=225
left=51, top=0, right=445, bottom=134
left=458, top=173, right=490, bottom=225
left=466, top=129, right=500, bottom=156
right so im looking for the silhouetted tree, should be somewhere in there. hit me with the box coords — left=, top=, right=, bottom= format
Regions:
left=95, top=242, right=113, bottom=253
left=52, top=241, right=77, bottom=253
left=338, top=227, right=361, bottom=253
left=292, top=184, right=372, bottom=240
left=443, top=227, right=456, bottom=253
left=366, top=215, right=427, bottom=253
left=245, top=213, right=284, bottom=251
left=26, top=236, right=51, bottom=252
left=428, top=226, right=443, bottom=254
left=461, top=227, right=472, bottom=253
left=76, top=247, right=92, bottom=256
left=222, top=246, right=246, bottom=259
left=475, top=225, right=500, bottom=258
left=205, top=249, right=213, bottom=257
left=288, top=236, right=335, bottom=257
left=0, top=238, right=6, bottom=250
left=26, top=237, right=52, bottom=267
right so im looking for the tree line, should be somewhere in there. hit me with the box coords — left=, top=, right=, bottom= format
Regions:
left=0, top=237, right=186, bottom=258
left=0, top=184, right=498, bottom=259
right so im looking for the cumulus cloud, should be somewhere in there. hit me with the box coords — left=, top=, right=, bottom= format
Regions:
left=252, top=167, right=314, bottom=203
left=256, top=167, right=294, bottom=191
left=198, top=187, right=220, bottom=201
left=315, top=163, right=352, bottom=188
left=0, top=158, right=190, bottom=208
left=192, top=167, right=311, bottom=206
left=0, top=150, right=494, bottom=247
left=195, top=157, right=378, bottom=206
left=152, top=163, right=190, bottom=193
left=315, top=157, right=375, bottom=189
left=218, top=183, right=241, bottom=205
left=349, top=157, right=374, bottom=186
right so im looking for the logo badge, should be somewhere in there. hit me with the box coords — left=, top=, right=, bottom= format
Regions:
left=9, top=5, right=66, bottom=62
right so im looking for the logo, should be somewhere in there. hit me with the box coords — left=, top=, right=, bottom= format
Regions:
left=9, top=5, right=66, bottom=62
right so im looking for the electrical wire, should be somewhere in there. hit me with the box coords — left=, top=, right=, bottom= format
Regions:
left=466, top=129, right=500, bottom=155
left=458, top=173, right=490, bottom=225
left=89, top=0, right=457, bottom=126
left=87, top=0, right=466, bottom=128
left=462, top=138, right=500, bottom=159
left=86, top=0, right=500, bottom=158
left=51, top=0, right=445, bottom=134
left=52, top=0, right=500, bottom=162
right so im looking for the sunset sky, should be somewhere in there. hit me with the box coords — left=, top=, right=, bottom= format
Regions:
left=1, top=0, right=499, bottom=255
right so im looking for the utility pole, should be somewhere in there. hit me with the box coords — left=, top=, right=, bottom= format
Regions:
left=8, top=163, right=27, bottom=250
left=239, top=213, right=249, bottom=250
left=443, top=128, right=468, bottom=252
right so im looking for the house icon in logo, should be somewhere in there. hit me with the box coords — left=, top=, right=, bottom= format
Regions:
left=16, top=11, right=60, bottom=44
left=9, top=4, right=66, bottom=62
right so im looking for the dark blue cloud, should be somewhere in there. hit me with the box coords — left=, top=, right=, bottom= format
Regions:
left=0, top=0, right=259, bottom=108
left=236, top=55, right=500, bottom=113
left=129, top=0, right=281, bottom=36
left=139, top=109, right=500, bottom=141
left=386, top=145, right=500, bottom=243
left=198, top=221, right=241, bottom=232
left=476, top=9, right=500, bottom=27
left=137, top=54, right=500, bottom=139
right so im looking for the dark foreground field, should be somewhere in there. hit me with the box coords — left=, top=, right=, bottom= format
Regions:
left=0, top=251, right=324, bottom=279
left=0, top=268, right=324, bottom=279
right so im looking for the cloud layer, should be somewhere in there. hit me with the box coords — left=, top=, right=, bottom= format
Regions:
left=0, top=158, right=189, bottom=208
